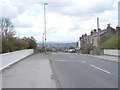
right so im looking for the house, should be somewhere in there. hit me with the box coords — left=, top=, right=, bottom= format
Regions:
left=79, top=24, right=116, bottom=49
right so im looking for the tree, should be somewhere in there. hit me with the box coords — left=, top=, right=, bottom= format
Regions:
left=1, top=18, right=30, bottom=53
left=2, top=35, right=15, bottom=53
left=22, top=36, right=37, bottom=49
left=0, top=17, right=15, bottom=36
left=1, top=17, right=16, bottom=53
left=1, top=17, right=37, bottom=53
left=28, top=36, right=37, bottom=49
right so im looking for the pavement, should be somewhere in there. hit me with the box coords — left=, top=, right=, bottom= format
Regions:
left=84, top=54, right=119, bottom=63
left=1, top=53, right=56, bottom=88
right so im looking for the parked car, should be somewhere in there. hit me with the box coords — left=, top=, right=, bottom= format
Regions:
left=68, top=49, right=76, bottom=53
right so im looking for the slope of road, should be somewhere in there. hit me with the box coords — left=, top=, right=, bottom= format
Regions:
left=49, top=52, right=118, bottom=88
left=1, top=53, right=56, bottom=88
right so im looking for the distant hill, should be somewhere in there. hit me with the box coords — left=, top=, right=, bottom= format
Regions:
left=48, top=42, right=76, bottom=48
left=37, top=42, right=77, bottom=51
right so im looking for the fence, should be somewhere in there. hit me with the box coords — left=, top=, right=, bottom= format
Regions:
left=0, top=49, right=34, bottom=70
left=104, top=49, right=120, bottom=56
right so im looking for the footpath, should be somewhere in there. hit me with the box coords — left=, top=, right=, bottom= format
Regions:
left=1, top=53, right=56, bottom=88
left=85, top=54, right=119, bottom=63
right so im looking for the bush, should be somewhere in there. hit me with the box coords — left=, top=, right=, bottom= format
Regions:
left=81, top=43, right=94, bottom=54
left=2, top=35, right=29, bottom=53
left=101, top=35, right=119, bottom=50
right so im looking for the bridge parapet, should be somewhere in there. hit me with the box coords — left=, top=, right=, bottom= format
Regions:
left=0, top=49, right=34, bottom=70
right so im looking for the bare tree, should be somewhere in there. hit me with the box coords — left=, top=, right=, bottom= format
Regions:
left=0, top=17, right=15, bottom=36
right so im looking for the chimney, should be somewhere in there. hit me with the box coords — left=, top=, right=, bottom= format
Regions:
left=107, top=23, right=111, bottom=30
left=98, top=28, right=101, bottom=32
left=85, top=34, right=87, bottom=36
left=94, top=29, right=97, bottom=32
left=82, top=35, right=84, bottom=38
left=91, top=31, right=93, bottom=35
left=79, top=37, right=82, bottom=40
left=107, top=23, right=110, bottom=27
left=116, top=26, right=120, bottom=30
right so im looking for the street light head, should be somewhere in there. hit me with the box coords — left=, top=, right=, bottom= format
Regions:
left=44, top=3, right=48, bottom=5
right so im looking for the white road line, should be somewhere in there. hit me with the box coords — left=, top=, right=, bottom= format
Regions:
left=55, top=60, right=81, bottom=62
left=90, top=65, right=111, bottom=74
left=81, top=61, right=86, bottom=63
left=56, top=60, right=66, bottom=62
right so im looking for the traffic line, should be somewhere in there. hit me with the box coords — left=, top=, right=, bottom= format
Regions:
left=55, top=60, right=78, bottom=62
left=56, top=60, right=66, bottom=62
left=90, top=65, right=111, bottom=74
left=81, top=61, right=86, bottom=63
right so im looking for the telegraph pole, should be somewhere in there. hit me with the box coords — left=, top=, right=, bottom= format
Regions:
left=44, top=3, right=48, bottom=54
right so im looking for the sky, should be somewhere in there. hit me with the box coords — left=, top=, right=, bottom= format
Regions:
left=0, top=0, right=119, bottom=43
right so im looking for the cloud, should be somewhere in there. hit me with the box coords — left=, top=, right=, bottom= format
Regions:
left=1, top=0, right=116, bottom=19
left=0, top=1, right=43, bottom=19
left=0, top=2, right=20, bottom=18
left=0, top=0, right=118, bottom=43
left=12, top=19, right=33, bottom=28
left=46, top=0, right=117, bottom=17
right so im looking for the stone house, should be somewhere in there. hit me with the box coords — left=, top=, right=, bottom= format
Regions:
left=79, top=24, right=116, bottom=49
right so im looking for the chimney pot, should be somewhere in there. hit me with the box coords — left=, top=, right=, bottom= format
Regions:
left=98, top=28, right=101, bottom=32
left=91, top=31, right=93, bottom=35
left=94, top=29, right=96, bottom=32
left=79, top=37, right=82, bottom=40
left=107, top=23, right=110, bottom=27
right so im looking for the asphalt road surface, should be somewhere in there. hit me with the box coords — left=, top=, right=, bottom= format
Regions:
left=49, top=52, right=118, bottom=88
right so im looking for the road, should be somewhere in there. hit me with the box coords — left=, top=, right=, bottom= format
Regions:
left=49, top=52, right=118, bottom=88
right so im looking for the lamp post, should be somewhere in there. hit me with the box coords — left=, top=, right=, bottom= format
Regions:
left=42, top=33, right=44, bottom=50
left=44, top=3, right=48, bottom=54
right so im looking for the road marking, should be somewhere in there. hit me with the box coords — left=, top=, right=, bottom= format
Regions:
left=56, top=60, right=66, bottom=62
left=81, top=61, right=86, bottom=63
left=55, top=60, right=81, bottom=62
left=90, top=65, right=111, bottom=74
left=52, top=53, right=56, bottom=54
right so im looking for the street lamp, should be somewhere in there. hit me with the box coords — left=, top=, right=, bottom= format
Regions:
left=44, top=3, right=48, bottom=54
left=42, top=33, right=44, bottom=50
